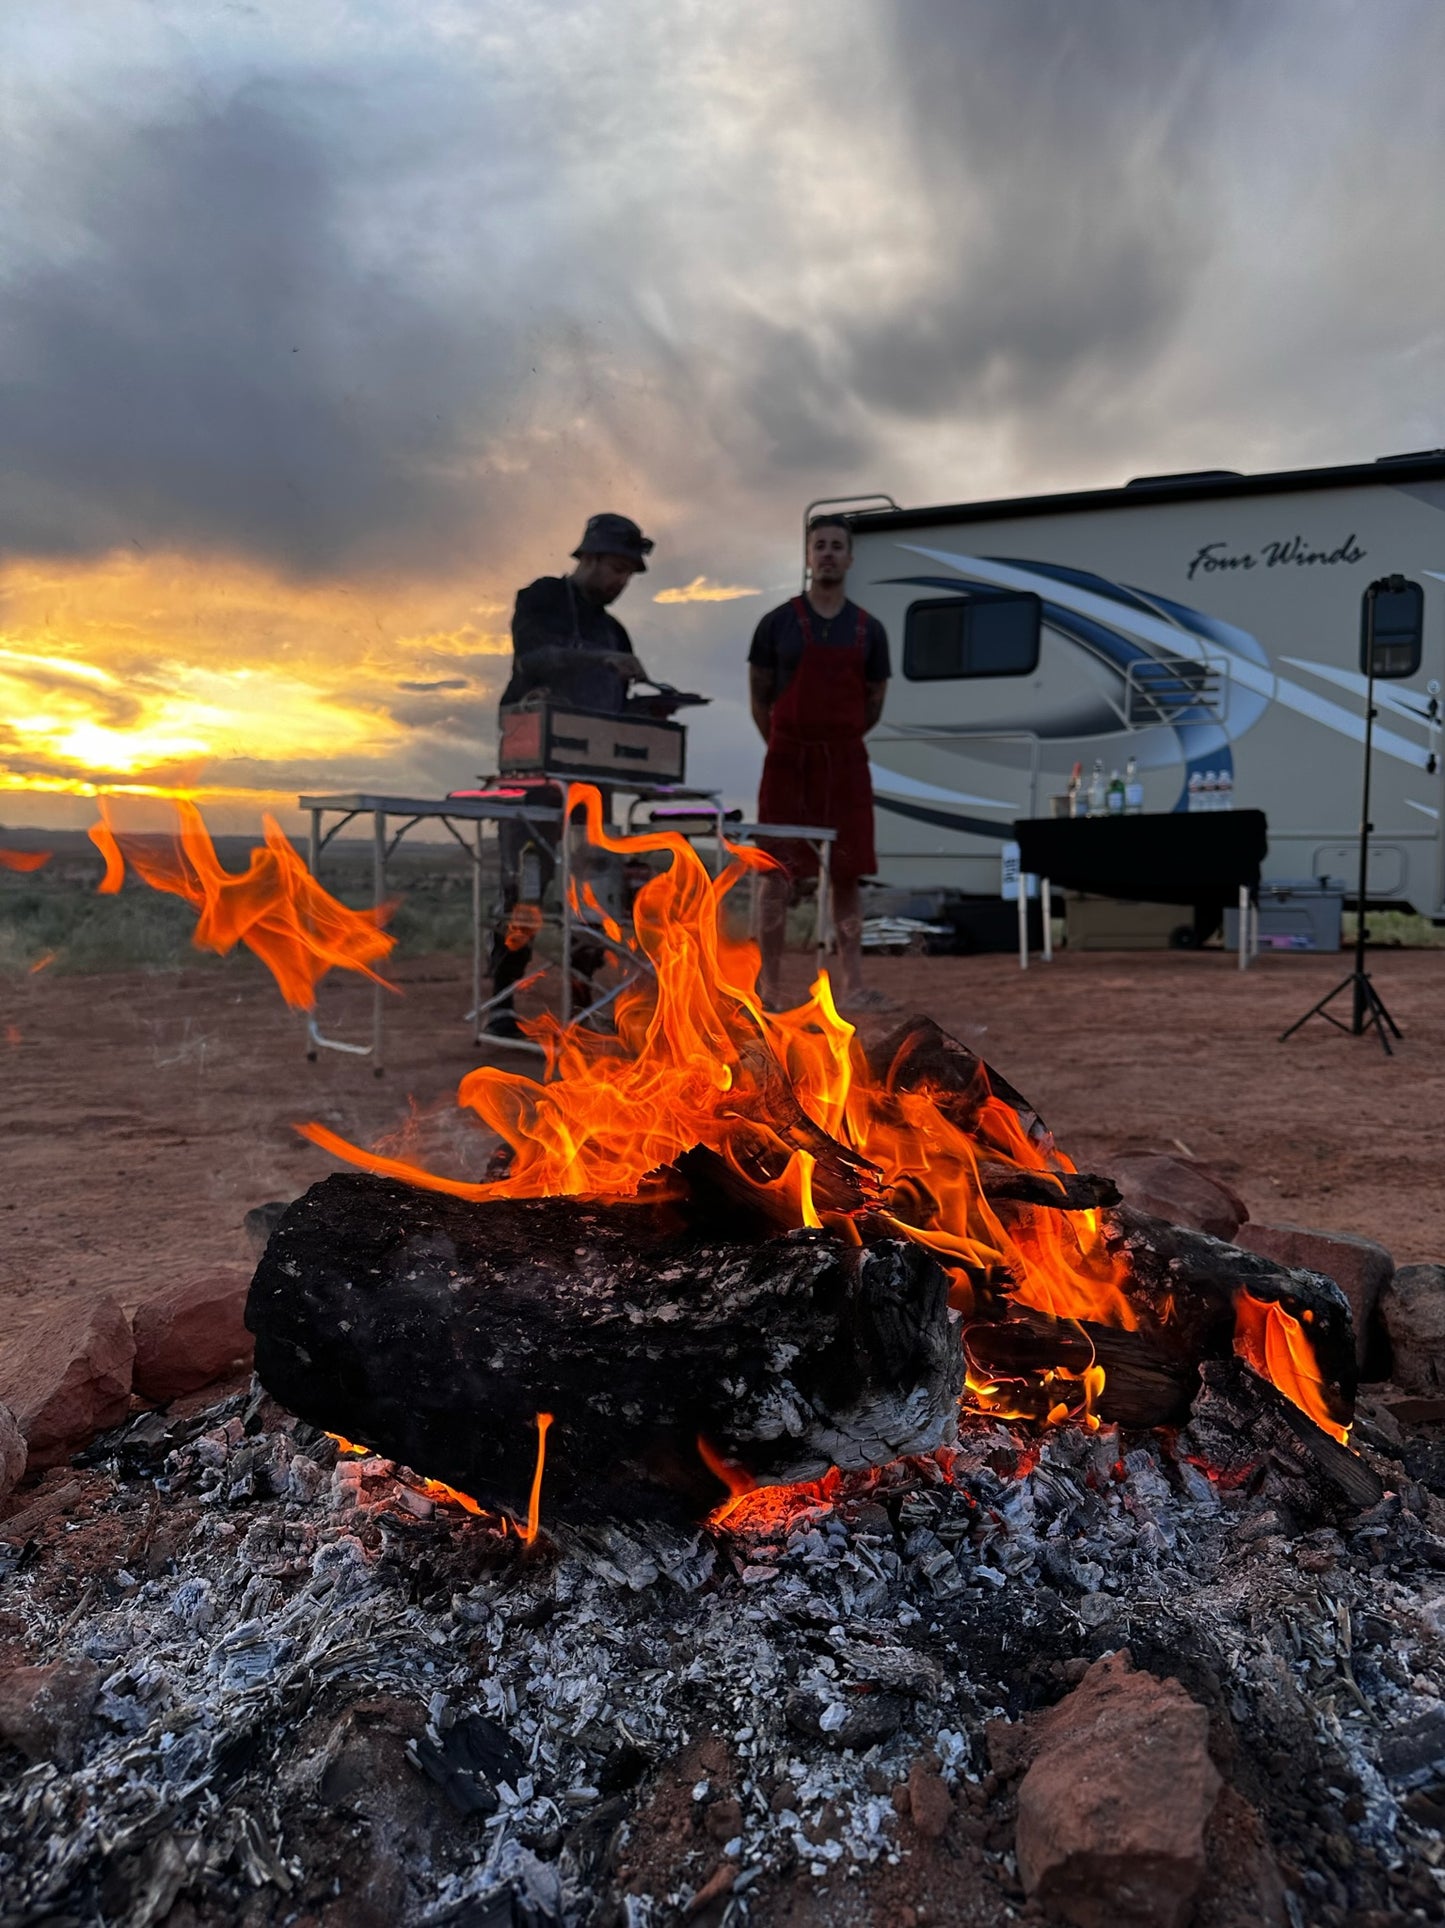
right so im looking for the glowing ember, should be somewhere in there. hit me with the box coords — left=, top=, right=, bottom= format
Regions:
left=0, top=848, right=51, bottom=873
left=327, top=1432, right=490, bottom=1516
left=88, top=798, right=396, bottom=1011
left=697, top=1433, right=759, bottom=1523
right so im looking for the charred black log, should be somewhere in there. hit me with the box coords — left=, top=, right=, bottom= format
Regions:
left=867, top=1016, right=1051, bottom=1146
left=979, top=1168, right=1122, bottom=1212
left=246, top=1174, right=963, bottom=1526
left=1186, top=1358, right=1384, bottom=1511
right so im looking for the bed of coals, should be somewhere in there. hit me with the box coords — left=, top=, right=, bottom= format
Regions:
left=3, top=1376, right=1445, bottom=1928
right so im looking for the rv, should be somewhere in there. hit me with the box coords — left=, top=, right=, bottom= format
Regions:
left=845, top=453, right=1445, bottom=922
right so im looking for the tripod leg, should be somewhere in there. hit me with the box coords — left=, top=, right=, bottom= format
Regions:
left=1279, top=973, right=1355, bottom=1042
left=1361, top=975, right=1402, bottom=1049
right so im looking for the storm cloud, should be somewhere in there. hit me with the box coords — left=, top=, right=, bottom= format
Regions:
left=2, top=0, right=1443, bottom=822
left=5, top=0, right=1444, bottom=587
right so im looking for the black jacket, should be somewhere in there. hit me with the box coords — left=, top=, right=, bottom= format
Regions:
left=500, top=576, right=633, bottom=715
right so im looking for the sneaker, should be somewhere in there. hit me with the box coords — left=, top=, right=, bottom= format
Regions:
left=840, top=987, right=901, bottom=1015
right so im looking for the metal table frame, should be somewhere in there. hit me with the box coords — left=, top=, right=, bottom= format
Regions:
left=1015, top=875, right=1256, bottom=970
left=298, top=780, right=743, bottom=1069
left=300, top=792, right=564, bottom=1070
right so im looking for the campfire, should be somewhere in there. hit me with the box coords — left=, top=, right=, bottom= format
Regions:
left=237, top=784, right=1354, bottom=1529
left=9, top=790, right=1441, bottom=1927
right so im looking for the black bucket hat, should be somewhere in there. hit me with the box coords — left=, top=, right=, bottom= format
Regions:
left=572, top=512, right=655, bottom=573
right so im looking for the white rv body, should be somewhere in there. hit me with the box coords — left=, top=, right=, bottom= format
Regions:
left=847, top=456, right=1445, bottom=916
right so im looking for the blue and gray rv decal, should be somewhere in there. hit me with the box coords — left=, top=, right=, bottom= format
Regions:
left=867, top=544, right=1437, bottom=841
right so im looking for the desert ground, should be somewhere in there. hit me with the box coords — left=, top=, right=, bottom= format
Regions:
left=3, top=925, right=1442, bottom=1325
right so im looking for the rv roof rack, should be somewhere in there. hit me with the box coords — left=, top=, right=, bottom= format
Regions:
left=1125, top=469, right=1241, bottom=488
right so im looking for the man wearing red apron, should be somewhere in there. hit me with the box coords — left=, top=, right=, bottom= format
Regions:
left=749, top=515, right=891, bottom=1010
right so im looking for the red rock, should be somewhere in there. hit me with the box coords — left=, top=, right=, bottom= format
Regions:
left=132, top=1268, right=254, bottom=1402
left=0, top=1297, right=134, bottom=1468
left=1013, top=1650, right=1221, bottom=1928
left=1201, top=1783, right=1286, bottom=1927
left=1109, top=1154, right=1246, bottom=1240
left=905, top=1758, right=953, bottom=1839
left=1234, top=1222, right=1392, bottom=1367
left=0, top=1656, right=100, bottom=1766
left=1378, top=1265, right=1445, bottom=1396
left=0, top=1403, right=25, bottom=1507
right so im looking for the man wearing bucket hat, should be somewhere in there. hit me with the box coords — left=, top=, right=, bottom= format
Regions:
left=486, top=514, right=655, bottom=1038
left=500, top=513, right=655, bottom=716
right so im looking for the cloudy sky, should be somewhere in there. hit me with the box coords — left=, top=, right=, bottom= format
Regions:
left=2, top=0, right=1443, bottom=830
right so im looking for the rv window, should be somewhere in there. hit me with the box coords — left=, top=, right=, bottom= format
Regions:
left=903, top=594, right=1041, bottom=680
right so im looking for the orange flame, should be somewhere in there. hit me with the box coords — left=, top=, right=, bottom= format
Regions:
left=27, top=950, right=58, bottom=975
left=0, top=848, right=51, bottom=873
left=697, top=1433, right=759, bottom=1524
left=301, top=786, right=1140, bottom=1430
left=521, top=1411, right=554, bottom=1546
left=88, top=799, right=396, bottom=1010
left=1232, top=1293, right=1349, bottom=1443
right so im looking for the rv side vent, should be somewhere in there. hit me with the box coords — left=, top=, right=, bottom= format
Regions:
left=1124, top=470, right=1241, bottom=488
left=1124, top=654, right=1230, bottom=728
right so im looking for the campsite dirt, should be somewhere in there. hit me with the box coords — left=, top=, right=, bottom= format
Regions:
left=3, top=946, right=1443, bottom=1325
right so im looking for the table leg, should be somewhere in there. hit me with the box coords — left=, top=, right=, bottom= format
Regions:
left=1238, top=884, right=1248, bottom=972
left=371, top=809, right=386, bottom=1073
left=1042, top=877, right=1053, bottom=963
left=815, top=842, right=833, bottom=981
left=306, top=808, right=322, bottom=1059
left=560, top=784, right=573, bottom=1030
left=1017, top=876, right=1029, bottom=970
left=471, top=819, right=483, bottom=1042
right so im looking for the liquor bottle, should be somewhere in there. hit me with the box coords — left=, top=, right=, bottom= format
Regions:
left=1124, top=755, right=1143, bottom=814
left=1067, top=761, right=1083, bottom=818
left=1088, top=759, right=1106, bottom=815
left=1107, top=769, right=1125, bottom=814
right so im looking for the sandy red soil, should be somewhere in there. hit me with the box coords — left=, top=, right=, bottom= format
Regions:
left=2, top=945, right=1442, bottom=1325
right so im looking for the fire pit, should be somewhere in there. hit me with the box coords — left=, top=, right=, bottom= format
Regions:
left=3, top=792, right=1442, bottom=1926
left=247, top=786, right=1356, bottom=1526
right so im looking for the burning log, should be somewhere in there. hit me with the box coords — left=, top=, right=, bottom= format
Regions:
left=1105, top=1203, right=1357, bottom=1433
left=956, top=1209, right=1358, bottom=1436
left=245, top=1173, right=963, bottom=1526
left=1187, top=1357, right=1384, bottom=1509
left=961, top=1310, right=1198, bottom=1429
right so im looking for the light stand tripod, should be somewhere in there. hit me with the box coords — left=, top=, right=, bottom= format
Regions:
left=1280, top=575, right=1423, bottom=1056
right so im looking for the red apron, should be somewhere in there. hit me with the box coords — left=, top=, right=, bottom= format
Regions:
left=756, top=597, right=876, bottom=885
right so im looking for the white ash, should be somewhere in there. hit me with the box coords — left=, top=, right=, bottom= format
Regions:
left=0, top=1384, right=1442, bottom=1924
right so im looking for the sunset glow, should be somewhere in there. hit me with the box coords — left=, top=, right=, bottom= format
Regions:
left=0, top=551, right=512, bottom=825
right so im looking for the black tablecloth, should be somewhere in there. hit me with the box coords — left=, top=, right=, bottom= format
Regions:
left=1012, top=810, right=1267, bottom=908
